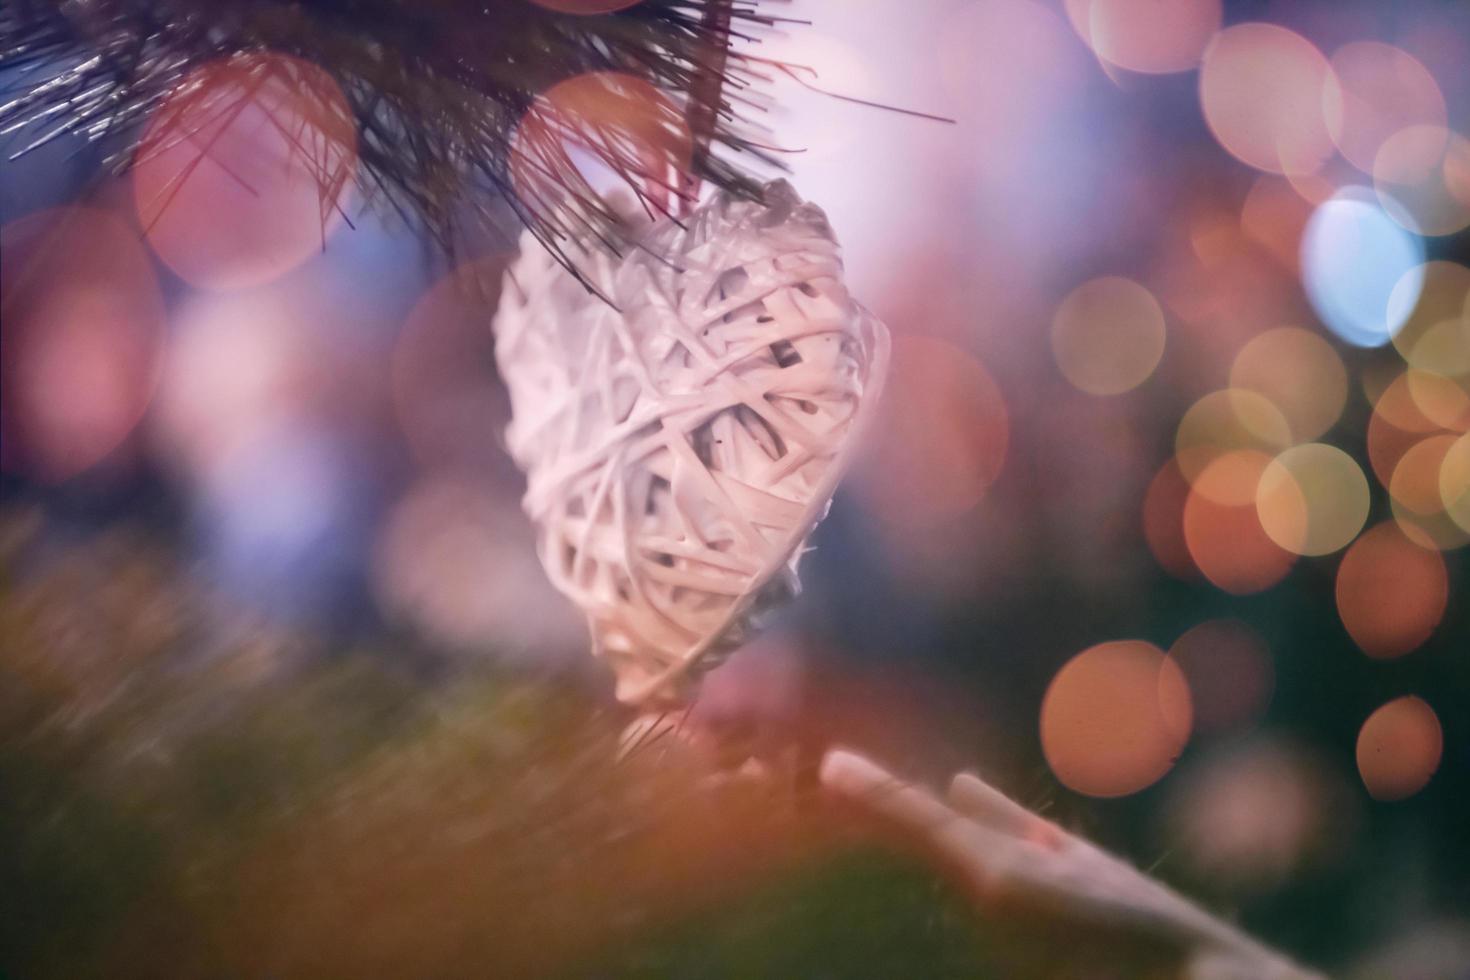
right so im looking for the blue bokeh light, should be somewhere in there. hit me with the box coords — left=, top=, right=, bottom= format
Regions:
left=1300, top=187, right=1425, bottom=348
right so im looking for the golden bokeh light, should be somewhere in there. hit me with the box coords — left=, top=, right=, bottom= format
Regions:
left=1175, top=389, right=1293, bottom=499
left=1229, top=328, right=1347, bottom=441
left=1441, top=432, right=1470, bottom=532
left=1375, top=127, right=1470, bottom=237
left=1365, top=371, right=1458, bottom=493
left=1040, top=640, right=1192, bottom=798
left=1199, top=24, right=1336, bottom=175
left=1388, top=260, right=1470, bottom=377
left=1167, top=620, right=1273, bottom=734
left=1050, top=276, right=1167, bottom=395
left=1405, top=370, right=1470, bottom=432
left=1390, top=433, right=1460, bottom=516
left=855, top=335, right=1008, bottom=529
left=1372, top=369, right=1452, bottom=432
left=1183, top=451, right=1297, bottom=594
left=1256, top=444, right=1369, bottom=557
left=1356, top=696, right=1443, bottom=801
left=1335, top=522, right=1448, bottom=658
left=1390, top=431, right=1470, bottom=550
left=1063, top=0, right=1222, bottom=75
left=1, top=207, right=165, bottom=482
left=132, top=54, right=357, bottom=290
left=1392, top=497, right=1470, bottom=552
left=1323, top=42, right=1447, bottom=173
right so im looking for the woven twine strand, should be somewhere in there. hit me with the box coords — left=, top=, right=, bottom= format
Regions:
left=496, top=183, right=886, bottom=705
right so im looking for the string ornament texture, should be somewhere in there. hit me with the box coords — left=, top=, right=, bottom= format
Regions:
left=495, top=181, right=889, bottom=706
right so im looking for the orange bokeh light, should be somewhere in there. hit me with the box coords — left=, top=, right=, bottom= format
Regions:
left=1041, top=640, right=1192, bottom=798
left=1183, top=451, right=1297, bottom=594
left=1175, top=390, right=1293, bottom=499
left=1356, top=696, right=1443, bottom=801
left=1, top=207, right=165, bottom=482
left=1388, top=260, right=1470, bottom=379
left=1390, top=433, right=1460, bottom=516
left=1200, top=24, right=1337, bottom=176
left=855, top=334, right=1008, bottom=529
left=1335, top=522, right=1448, bottom=659
left=132, top=54, right=357, bottom=290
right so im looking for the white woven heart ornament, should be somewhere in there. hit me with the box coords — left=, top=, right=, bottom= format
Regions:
left=494, top=181, right=889, bottom=706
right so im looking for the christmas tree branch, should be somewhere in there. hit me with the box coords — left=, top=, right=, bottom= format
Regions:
left=819, top=748, right=1323, bottom=980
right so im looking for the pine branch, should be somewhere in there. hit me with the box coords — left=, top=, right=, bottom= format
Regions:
left=0, top=0, right=785, bottom=284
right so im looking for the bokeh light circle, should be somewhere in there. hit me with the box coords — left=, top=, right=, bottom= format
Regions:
left=1390, top=433, right=1460, bottom=517
left=1374, top=127, right=1470, bottom=237
left=1183, top=451, right=1297, bottom=594
left=1255, top=444, right=1369, bottom=556
left=1229, top=327, right=1347, bottom=441
left=1175, top=390, right=1292, bottom=497
left=1441, top=432, right=1470, bottom=531
left=1323, top=42, right=1447, bottom=173
left=1165, top=739, right=1340, bottom=889
left=1388, top=430, right=1470, bottom=550
left=1041, top=640, right=1192, bottom=798
left=1241, top=177, right=1313, bottom=272
left=1050, top=276, right=1167, bottom=395
left=1, top=207, right=165, bottom=482
left=1200, top=24, right=1336, bottom=176
left=1387, top=260, right=1470, bottom=377
left=1405, top=369, right=1470, bottom=432
left=1064, top=0, right=1222, bottom=75
left=132, top=54, right=357, bottom=290
left=1356, top=696, right=1443, bottom=801
left=1366, top=371, right=1452, bottom=487
left=1302, top=187, right=1425, bottom=347
left=372, top=476, right=582, bottom=657
left=1335, top=521, right=1448, bottom=659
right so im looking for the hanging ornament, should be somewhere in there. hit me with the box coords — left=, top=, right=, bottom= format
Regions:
left=495, top=180, right=889, bottom=706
